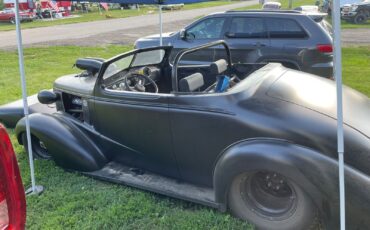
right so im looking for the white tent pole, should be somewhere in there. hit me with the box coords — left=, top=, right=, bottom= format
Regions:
left=98, top=3, right=102, bottom=15
left=159, top=4, right=163, bottom=46
left=14, top=0, right=43, bottom=196
left=332, top=0, right=345, bottom=228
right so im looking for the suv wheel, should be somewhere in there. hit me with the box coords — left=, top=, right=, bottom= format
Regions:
left=228, top=171, right=321, bottom=230
left=353, top=13, right=367, bottom=24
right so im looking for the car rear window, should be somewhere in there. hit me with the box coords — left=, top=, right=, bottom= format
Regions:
left=266, top=18, right=308, bottom=38
left=228, top=17, right=267, bottom=38
left=319, top=20, right=333, bottom=36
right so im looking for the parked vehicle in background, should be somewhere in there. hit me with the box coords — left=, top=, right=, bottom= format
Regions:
left=341, top=0, right=370, bottom=23
left=294, top=5, right=320, bottom=12
left=321, top=0, right=363, bottom=15
left=4, top=0, right=34, bottom=11
left=262, top=2, right=281, bottom=10
left=0, top=124, right=26, bottom=230
left=0, top=8, right=34, bottom=24
left=135, top=10, right=334, bottom=78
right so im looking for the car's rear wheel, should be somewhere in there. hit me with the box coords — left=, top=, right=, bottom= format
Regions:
left=228, top=171, right=321, bottom=230
left=353, top=13, right=367, bottom=24
left=21, top=134, right=51, bottom=159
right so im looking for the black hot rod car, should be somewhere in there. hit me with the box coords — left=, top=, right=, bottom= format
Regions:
left=5, top=41, right=370, bottom=229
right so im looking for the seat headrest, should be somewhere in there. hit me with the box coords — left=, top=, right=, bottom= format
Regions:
left=210, top=59, right=228, bottom=75
left=179, top=73, right=204, bottom=92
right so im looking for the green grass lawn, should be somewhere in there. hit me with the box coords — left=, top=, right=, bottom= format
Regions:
left=0, top=45, right=369, bottom=229
left=0, top=1, right=237, bottom=32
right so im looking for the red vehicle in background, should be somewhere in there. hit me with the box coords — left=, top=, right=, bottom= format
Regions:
left=0, top=8, right=34, bottom=24
left=0, top=124, right=26, bottom=230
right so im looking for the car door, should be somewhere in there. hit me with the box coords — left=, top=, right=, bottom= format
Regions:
left=264, top=17, right=309, bottom=69
left=168, top=93, right=247, bottom=187
left=223, top=17, right=270, bottom=64
left=92, top=48, right=180, bottom=179
left=171, top=16, right=228, bottom=64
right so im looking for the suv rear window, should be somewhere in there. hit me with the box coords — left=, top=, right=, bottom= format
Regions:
left=228, top=17, right=267, bottom=38
left=319, top=20, right=333, bottom=36
left=266, top=18, right=308, bottom=38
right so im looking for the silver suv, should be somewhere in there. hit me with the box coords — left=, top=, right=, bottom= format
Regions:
left=135, top=10, right=333, bottom=78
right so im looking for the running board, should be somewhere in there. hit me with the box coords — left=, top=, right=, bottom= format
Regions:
left=83, top=162, right=222, bottom=209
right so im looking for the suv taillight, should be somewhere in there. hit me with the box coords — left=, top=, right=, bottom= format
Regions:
left=317, top=44, right=333, bottom=53
left=0, top=124, right=26, bottom=230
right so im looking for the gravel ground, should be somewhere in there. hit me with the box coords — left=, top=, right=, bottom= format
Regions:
left=0, top=1, right=257, bottom=49
left=34, top=22, right=370, bottom=48
left=28, top=19, right=191, bottom=47
left=341, top=28, right=370, bottom=46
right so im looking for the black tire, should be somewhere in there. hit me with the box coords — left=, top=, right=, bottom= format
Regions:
left=353, top=13, right=367, bottom=24
left=228, top=171, right=320, bottom=230
left=9, top=17, right=15, bottom=24
left=21, top=134, right=52, bottom=160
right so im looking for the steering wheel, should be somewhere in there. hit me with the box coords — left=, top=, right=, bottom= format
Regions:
left=125, top=73, right=159, bottom=93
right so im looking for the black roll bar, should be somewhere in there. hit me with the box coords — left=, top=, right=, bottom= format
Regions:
left=171, top=40, right=232, bottom=93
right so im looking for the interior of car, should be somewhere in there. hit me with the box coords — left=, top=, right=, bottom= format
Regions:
left=102, top=42, right=265, bottom=95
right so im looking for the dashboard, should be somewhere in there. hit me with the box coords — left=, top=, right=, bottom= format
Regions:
left=104, top=66, right=161, bottom=92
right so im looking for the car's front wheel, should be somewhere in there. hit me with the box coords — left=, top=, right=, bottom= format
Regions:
left=21, top=134, right=52, bottom=160
left=228, top=171, right=321, bottom=230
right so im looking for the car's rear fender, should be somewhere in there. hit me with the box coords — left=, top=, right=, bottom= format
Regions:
left=15, top=113, right=108, bottom=171
left=213, top=138, right=370, bottom=229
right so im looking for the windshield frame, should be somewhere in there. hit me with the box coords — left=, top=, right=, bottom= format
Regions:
left=96, top=46, right=172, bottom=88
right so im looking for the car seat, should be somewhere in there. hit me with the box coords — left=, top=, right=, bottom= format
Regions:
left=179, top=73, right=204, bottom=92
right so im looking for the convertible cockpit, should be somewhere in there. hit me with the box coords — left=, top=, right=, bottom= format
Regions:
left=104, top=66, right=162, bottom=93
left=99, top=41, right=255, bottom=95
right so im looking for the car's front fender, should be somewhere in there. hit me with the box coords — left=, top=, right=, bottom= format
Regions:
left=15, top=113, right=107, bottom=172
left=213, top=138, right=370, bottom=229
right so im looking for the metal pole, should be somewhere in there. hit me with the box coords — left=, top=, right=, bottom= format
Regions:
left=14, top=0, right=43, bottom=196
left=159, top=5, right=163, bottom=46
left=332, top=0, right=345, bottom=228
left=288, top=0, right=293, bottom=9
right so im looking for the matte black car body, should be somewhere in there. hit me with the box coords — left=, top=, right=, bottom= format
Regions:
left=11, top=41, right=370, bottom=229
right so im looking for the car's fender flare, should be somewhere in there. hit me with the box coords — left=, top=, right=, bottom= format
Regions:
left=15, top=113, right=108, bottom=171
left=213, top=138, right=344, bottom=227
